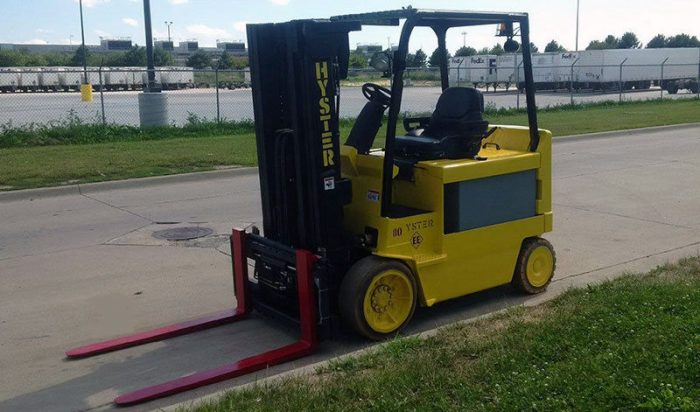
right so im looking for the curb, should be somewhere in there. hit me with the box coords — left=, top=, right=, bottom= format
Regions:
left=2, top=122, right=698, bottom=203
left=0, top=167, right=259, bottom=203
left=553, top=122, right=700, bottom=143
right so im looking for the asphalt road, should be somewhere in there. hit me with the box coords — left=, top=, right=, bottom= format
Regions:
left=1, top=86, right=696, bottom=127
left=1, top=125, right=699, bottom=411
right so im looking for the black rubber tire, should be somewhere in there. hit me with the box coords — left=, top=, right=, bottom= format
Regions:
left=512, top=237, right=556, bottom=294
left=339, top=256, right=417, bottom=341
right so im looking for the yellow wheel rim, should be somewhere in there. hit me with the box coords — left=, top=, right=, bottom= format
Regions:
left=526, top=245, right=554, bottom=288
left=363, top=269, right=413, bottom=334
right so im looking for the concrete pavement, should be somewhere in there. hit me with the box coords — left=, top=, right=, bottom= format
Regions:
left=1, top=126, right=699, bottom=411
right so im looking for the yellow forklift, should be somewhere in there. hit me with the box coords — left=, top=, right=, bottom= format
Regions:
left=66, top=7, right=554, bottom=405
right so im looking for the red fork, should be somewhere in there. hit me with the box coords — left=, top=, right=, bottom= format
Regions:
left=64, top=228, right=319, bottom=406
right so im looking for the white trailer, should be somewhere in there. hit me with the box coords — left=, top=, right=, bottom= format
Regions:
left=59, top=68, right=84, bottom=91
left=39, top=68, right=62, bottom=91
left=0, top=68, right=21, bottom=92
left=498, top=53, right=559, bottom=90
left=140, top=68, right=163, bottom=87
left=448, top=55, right=497, bottom=88
left=448, top=57, right=467, bottom=85
left=552, top=52, right=579, bottom=86
left=18, top=69, right=40, bottom=91
left=576, top=48, right=700, bottom=92
left=496, top=54, right=518, bottom=88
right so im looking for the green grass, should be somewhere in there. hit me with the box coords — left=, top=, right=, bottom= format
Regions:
left=0, top=98, right=698, bottom=190
left=0, top=111, right=256, bottom=148
left=486, top=98, right=700, bottom=136
left=193, top=257, right=700, bottom=412
left=0, top=135, right=258, bottom=190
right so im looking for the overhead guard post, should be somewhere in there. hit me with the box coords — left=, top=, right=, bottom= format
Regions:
left=519, top=16, right=540, bottom=152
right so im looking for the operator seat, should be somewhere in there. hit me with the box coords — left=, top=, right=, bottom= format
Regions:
left=395, top=87, right=488, bottom=160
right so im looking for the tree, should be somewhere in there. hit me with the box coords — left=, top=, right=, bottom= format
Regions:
left=153, top=47, right=174, bottom=66
left=70, top=45, right=91, bottom=67
left=489, top=43, right=504, bottom=56
left=618, top=32, right=641, bottom=49
left=528, top=42, right=539, bottom=53
left=23, top=54, right=48, bottom=66
left=586, top=35, right=619, bottom=50
left=123, top=46, right=147, bottom=66
left=412, top=48, right=427, bottom=67
left=348, top=51, right=368, bottom=68
left=646, top=34, right=667, bottom=48
left=477, top=47, right=490, bottom=55
left=604, top=35, right=620, bottom=48
left=544, top=40, right=566, bottom=52
left=666, top=33, right=700, bottom=48
left=454, top=46, right=477, bottom=57
left=230, top=56, right=248, bottom=69
left=586, top=40, right=606, bottom=50
left=428, top=47, right=451, bottom=67
left=217, top=50, right=232, bottom=69
left=45, top=53, right=71, bottom=66
left=0, top=50, right=26, bottom=67
left=186, top=50, right=212, bottom=69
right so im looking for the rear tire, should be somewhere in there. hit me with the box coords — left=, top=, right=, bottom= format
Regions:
left=339, top=256, right=417, bottom=341
left=512, top=237, right=556, bottom=294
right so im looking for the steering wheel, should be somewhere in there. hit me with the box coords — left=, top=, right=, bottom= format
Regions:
left=362, top=83, right=392, bottom=107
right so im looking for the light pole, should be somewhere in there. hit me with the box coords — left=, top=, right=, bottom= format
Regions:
left=575, top=0, right=580, bottom=51
left=78, top=0, right=92, bottom=102
left=461, top=31, right=467, bottom=48
left=165, top=21, right=173, bottom=43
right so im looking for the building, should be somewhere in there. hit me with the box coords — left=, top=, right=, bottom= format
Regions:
left=0, top=39, right=248, bottom=67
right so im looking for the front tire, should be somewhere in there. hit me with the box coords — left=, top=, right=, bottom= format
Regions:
left=512, top=237, right=556, bottom=294
left=339, top=256, right=417, bottom=341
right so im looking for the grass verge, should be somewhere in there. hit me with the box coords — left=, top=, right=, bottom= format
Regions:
left=193, top=257, right=700, bottom=412
left=1, top=98, right=698, bottom=190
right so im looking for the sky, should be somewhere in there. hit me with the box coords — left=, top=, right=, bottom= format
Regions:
left=3, top=0, right=699, bottom=53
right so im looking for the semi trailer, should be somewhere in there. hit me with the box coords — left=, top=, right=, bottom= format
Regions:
left=450, top=47, right=700, bottom=94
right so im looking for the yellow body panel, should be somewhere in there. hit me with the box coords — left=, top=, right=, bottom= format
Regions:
left=340, top=126, right=553, bottom=307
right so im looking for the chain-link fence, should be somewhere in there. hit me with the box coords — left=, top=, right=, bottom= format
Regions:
left=448, top=59, right=700, bottom=111
left=0, top=64, right=698, bottom=128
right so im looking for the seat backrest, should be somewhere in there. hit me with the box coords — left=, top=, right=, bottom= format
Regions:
left=423, top=87, right=485, bottom=138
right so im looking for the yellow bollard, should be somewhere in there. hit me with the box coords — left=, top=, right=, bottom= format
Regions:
left=80, top=83, right=93, bottom=102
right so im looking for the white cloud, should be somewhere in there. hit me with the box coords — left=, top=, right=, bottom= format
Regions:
left=21, top=39, right=49, bottom=45
left=122, top=18, right=138, bottom=27
left=169, top=0, right=189, bottom=4
left=186, top=24, right=231, bottom=40
left=233, top=21, right=247, bottom=32
left=74, top=0, right=111, bottom=8
left=269, top=0, right=289, bottom=5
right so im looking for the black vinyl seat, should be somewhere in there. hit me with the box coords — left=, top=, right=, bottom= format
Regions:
left=395, top=87, right=489, bottom=160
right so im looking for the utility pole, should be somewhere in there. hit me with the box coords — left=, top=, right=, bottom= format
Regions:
left=143, top=0, right=157, bottom=91
left=78, top=0, right=92, bottom=102
left=165, top=21, right=173, bottom=42
left=575, top=0, right=580, bottom=51
left=138, top=0, right=168, bottom=126
left=461, top=31, right=467, bottom=48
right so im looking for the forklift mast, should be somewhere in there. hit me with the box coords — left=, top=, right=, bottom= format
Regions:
left=247, top=20, right=360, bottom=255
